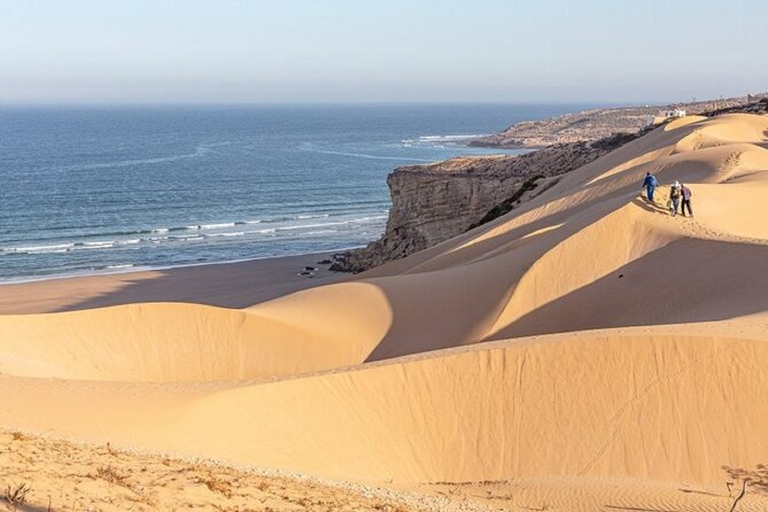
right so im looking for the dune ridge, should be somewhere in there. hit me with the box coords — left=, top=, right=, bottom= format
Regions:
left=2, top=113, right=768, bottom=509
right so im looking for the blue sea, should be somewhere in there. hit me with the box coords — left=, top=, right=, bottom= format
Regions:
left=0, top=104, right=590, bottom=282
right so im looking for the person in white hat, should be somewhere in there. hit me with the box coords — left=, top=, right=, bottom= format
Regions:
left=669, top=180, right=682, bottom=216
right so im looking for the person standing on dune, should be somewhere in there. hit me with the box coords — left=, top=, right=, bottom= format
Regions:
left=680, top=183, right=693, bottom=217
left=642, top=171, right=659, bottom=203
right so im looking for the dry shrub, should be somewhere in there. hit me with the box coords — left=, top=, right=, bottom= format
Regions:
left=373, top=505, right=410, bottom=512
left=194, top=474, right=233, bottom=499
left=4, top=482, right=31, bottom=510
left=95, top=465, right=130, bottom=487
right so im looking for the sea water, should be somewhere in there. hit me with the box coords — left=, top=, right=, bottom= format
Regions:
left=0, top=103, right=590, bottom=281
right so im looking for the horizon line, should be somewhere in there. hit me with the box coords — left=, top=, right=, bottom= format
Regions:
left=0, top=99, right=678, bottom=108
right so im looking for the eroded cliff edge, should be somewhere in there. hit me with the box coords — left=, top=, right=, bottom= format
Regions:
left=331, top=135, right=633, bottom=272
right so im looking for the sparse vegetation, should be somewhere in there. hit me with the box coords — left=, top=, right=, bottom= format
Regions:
left=373, top=504, right=410, bottom=512
left=729, top=480, right=747, bottom=512
left=723, top=463, right=768, bottom=493
left=94, top=464, right=130, bottom=487
left=195, top=473, right=234, bottom=498
left=9, top=432, right=28, bottom=442
left=467, top=174, right=545, bottom=230
left=4, top=482, right=31, bottom=511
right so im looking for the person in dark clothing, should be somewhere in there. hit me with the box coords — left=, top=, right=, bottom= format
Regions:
left=642, top=172, right=659, bottom=203
left=680, top=183, right=693, bottom=217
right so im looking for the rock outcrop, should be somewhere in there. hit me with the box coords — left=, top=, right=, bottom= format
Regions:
left=332, top=140, right=621, bottom=272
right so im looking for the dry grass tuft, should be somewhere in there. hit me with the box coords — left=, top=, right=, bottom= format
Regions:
left=94, top=465, right=130, bottom=487
left=194, top=474, right=233, bottom=499
left=373, top=504, right=410, bottom=512
left=4, top=481, right=31, bottom=510
left=9, top=432, right=28, bottom=442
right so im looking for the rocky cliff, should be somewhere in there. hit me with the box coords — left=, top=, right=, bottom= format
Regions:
left=332, top=139, right=626, bottom=272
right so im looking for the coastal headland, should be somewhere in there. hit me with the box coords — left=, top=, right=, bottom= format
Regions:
left=335, top=94, right=768, bottom=271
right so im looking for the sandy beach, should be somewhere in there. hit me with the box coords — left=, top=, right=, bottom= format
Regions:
left=0, top=252, right=343, bottom=315
left=3, top=113, right=768, bottom=511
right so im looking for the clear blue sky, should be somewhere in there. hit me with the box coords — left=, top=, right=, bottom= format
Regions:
left=1, top=0, right=766, bottom=104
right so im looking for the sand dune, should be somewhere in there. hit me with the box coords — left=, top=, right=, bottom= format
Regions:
left=0, top=302, right=375, bottom=381
left=2, top=113, right=768, bottom=510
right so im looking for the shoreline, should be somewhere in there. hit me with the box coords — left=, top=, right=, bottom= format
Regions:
left=0, top=247, right=357, bottom=286
left=0, top=250, right=346, bottom=315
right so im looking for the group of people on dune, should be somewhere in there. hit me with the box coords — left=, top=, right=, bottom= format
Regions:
left=642, top=171, right=693, bottom=217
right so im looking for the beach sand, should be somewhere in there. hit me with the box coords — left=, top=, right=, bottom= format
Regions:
left=2, top=113, right=768, bottom=511
left=0, top=252, right=343, bottom=315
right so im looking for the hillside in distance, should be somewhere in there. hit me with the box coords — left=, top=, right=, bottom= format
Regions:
left=470, top=93, right=768, bottom=148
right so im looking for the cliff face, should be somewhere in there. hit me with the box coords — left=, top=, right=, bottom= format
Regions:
left=387, top=156, right=521, bottom=246
left=333, top=142, right=613, bottom=272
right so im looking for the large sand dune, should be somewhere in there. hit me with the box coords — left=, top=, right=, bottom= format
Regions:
left=2, top=113, right=768, bottom=510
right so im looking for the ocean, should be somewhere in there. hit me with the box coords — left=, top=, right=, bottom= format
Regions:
left=0, top=103, right=590, bottom=282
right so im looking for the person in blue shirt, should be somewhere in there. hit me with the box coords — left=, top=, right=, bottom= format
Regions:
left=642, top=172, right=659, bottom=203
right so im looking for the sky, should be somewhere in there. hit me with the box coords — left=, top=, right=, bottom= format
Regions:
left=1, top=0, right=767, bottom=104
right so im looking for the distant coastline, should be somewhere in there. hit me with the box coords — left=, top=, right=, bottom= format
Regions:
left=469, top=93, right=768, bottom=148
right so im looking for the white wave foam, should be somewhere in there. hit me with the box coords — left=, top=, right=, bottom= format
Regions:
left=270, top=216, right=387, bottom=234
left=300, top=148, right=432, bottom=163
left=106, top=264, right=134, bottom=270
left=47, top=144, right=211, bottom=173
left=303, top=230, right=339, bottom=236
left=206, top=232, right=245, bottom=238
left=276, top=221, right=349, bottom=232
left=169, top=234, right=204, bottom=240
left=202, top=222, right=236, bottom=230
left=81, top=241, right=115, bottom=248
left=350, top=215, right=388, bottom=223
left=418, top=134, right=488, bottom=142
left=187, top=222, right=237, bottom=230
left=152, top=228, right=169, bottom=234
left=3, top=243, right=75, bottom=254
